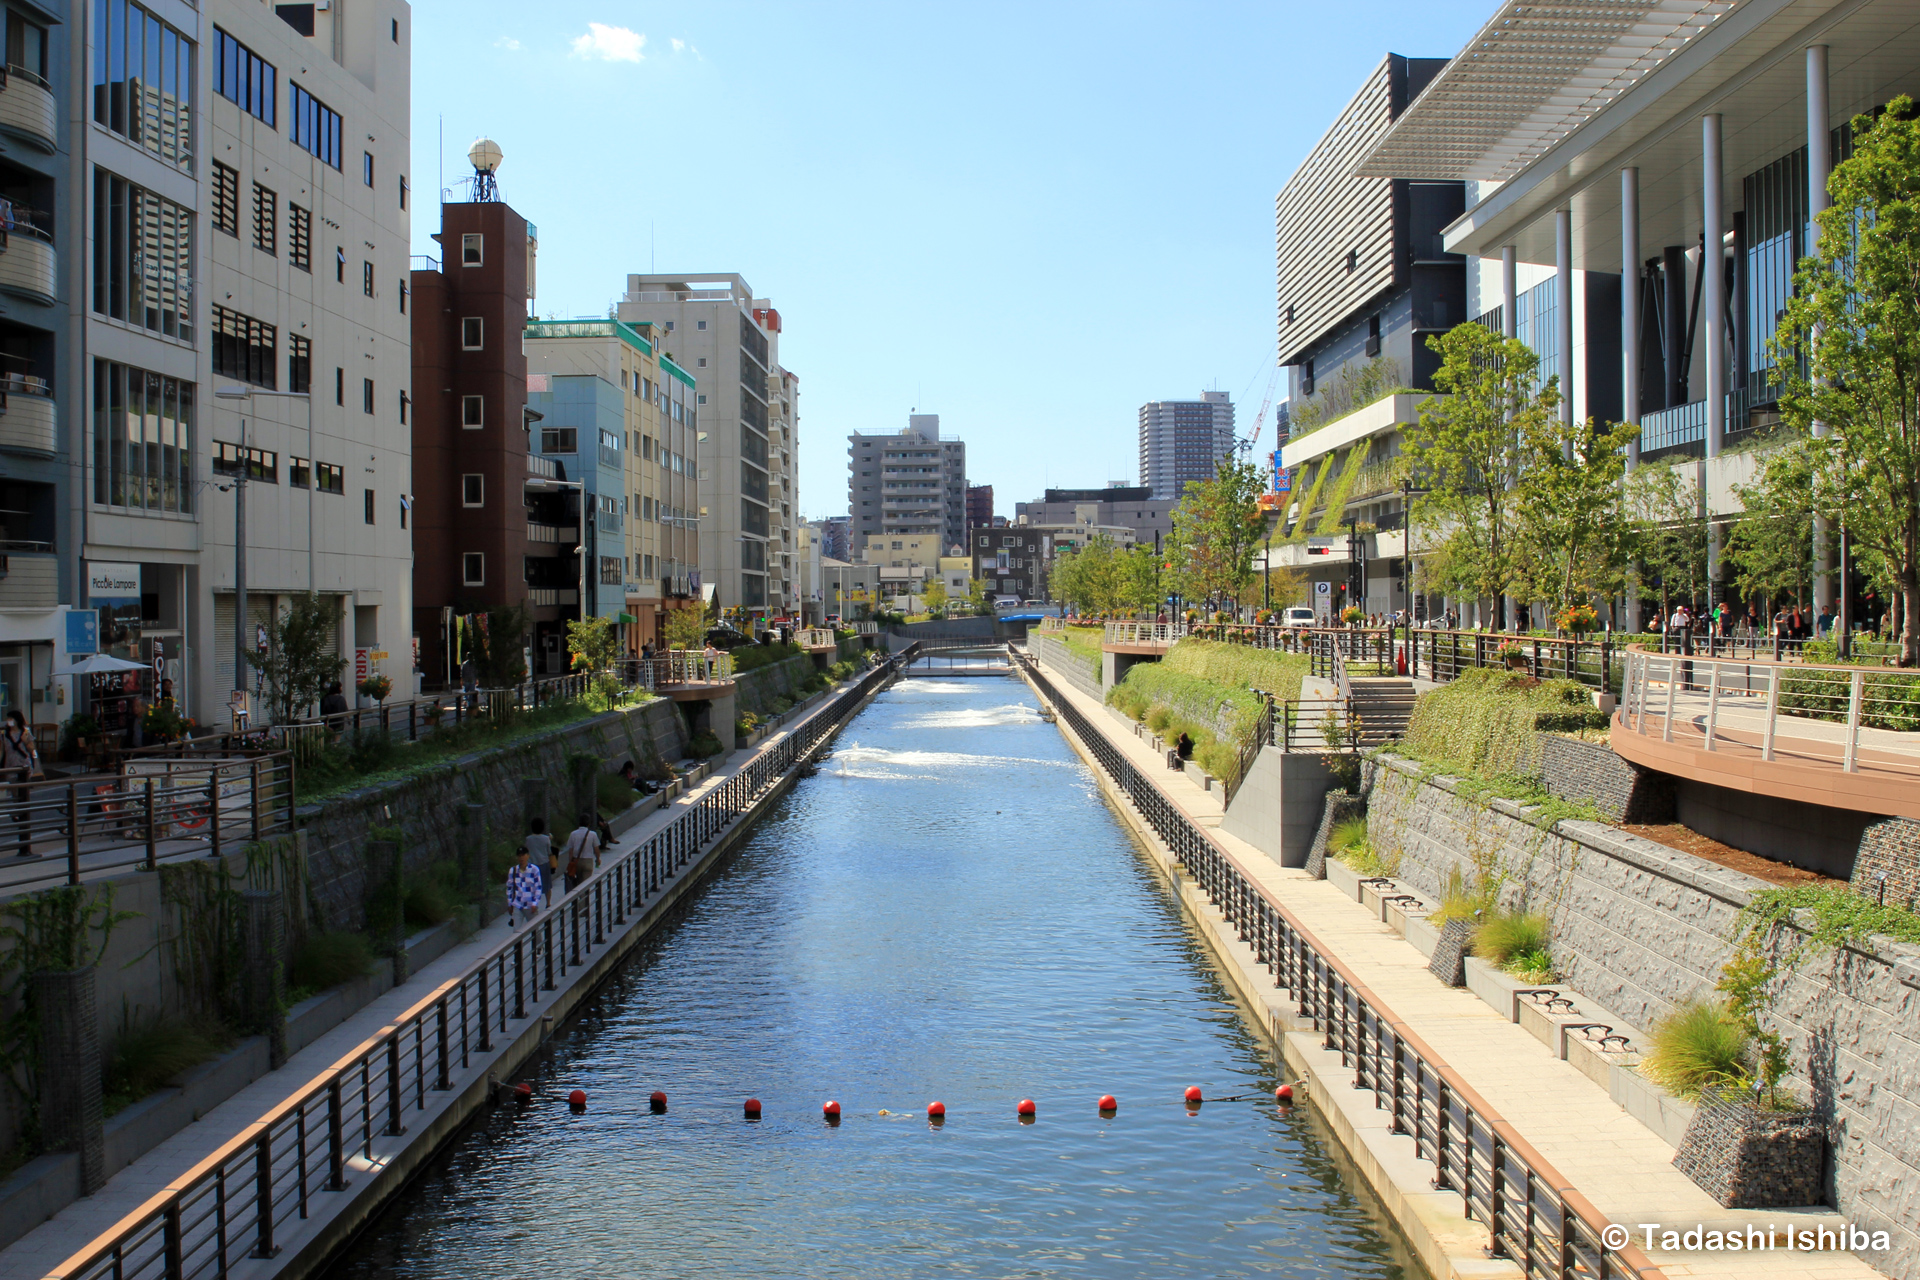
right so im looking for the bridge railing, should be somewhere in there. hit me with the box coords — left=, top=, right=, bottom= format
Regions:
left=794, top=627, right=837, bottom=649
left=1017, top=652, right=1666, bottom=1280
left=45, top=654, right=905, bottom=1280
left=1102, top=620, right=1184, bottom=645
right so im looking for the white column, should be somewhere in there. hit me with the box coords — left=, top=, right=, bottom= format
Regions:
left=1623, top=167, right=1642, bottom=631
left=1808, top=44, right=1835, bottom=613
left=1703, top=113, right=1726, bottom=605
left=1501, top=246, right=1518, bottom=338
left=1556, top=208, right=1575, bottom=432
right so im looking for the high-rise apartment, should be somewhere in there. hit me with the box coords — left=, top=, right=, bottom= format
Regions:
left=1138, top=393, right=1235, bottom=502
left=966, top=484, right=994, bottom=533
left=72, top=0, right=415, bottom=727
left=616, top=274, right=795, bottom=621
left=849, top=415, right=966, bottom=557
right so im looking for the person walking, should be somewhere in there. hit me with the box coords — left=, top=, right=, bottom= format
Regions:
left=561, top=813, right=601, bottom=892
left=505, top=847, right=543, bottom=928
left=524, top=817, right=553, bottom=903
left=1, top=709, right=38, bottom=857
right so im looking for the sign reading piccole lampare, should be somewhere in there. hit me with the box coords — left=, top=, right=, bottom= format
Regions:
left=87, top=562, right=141, bottom=598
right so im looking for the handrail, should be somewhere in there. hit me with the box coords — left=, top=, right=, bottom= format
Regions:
left=1102, top=620, right=1186, bottom=645
left=1018, top=653, right=1665, bottom=1280
left=45, top=653, right=907, bottom=1280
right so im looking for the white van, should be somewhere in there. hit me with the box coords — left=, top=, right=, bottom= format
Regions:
left=1280, top=606, right=1316, bottom=628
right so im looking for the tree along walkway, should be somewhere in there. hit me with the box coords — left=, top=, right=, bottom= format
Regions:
left=1032, top=650, right=1881, bottom=1280
left=0, top=693, right=856, bottom=1280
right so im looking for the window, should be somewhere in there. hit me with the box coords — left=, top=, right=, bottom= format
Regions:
left=363, top=489, right=375, bottom=524
left=399, top=391, right=409, bottom=424
left=697, top=358, right=707, bottom=368
left=335, top=246, right=345, bottom=283
left=92, top=360, right=194, bottom=512
left=696, top=320, right=707, bottom=330
left=541, top=428, right=577, bottom=454
left=399, top=280, right=408, bottom=314
left=288, top=204, right=311, bottom=270
left=398, top=175, right=408, bottom=210
left=211, top=162, right=239, bottom=235
left=213, top=27, right=275, bottom=124
left=289, top=457, right=310, bottom=489
left=362, top=151, right=374, bottom=187
left=461, top=234, right=482, bottom=266
left=334, top=367, right=344, bottom=406
left=600, top=556, right=623, bottom=586
left=288, top=335, right=311, bottom=393
left=697, top=394, right=706, bottom=405
left=289, top=83, right=341, bottom=168
left=362, top=261, right=374, bottom=297
left=461, top=474, right=483, bottom=507
left=7, top=11, right=45, bottom=84
left=461, top=317, right=482, bottom=349
left=92, top=171, right=193, bottom=341
left=463, top=553, right=484, bottom=586
left=362, top=378, right=374, bottom=414
left=461, top=396, right=483, bottom=427
left=251, top=183, right=276, bottom=253
left=316, top=461, right=343, bottom=494
left=212, top=441, right=277, bottom=482
left=392, top=18, right=399, bottom=42
left=400, top=498, right=408, bottom=530
left=211, top=306, right=276, bottom=387
left=94, top=5, right=193, bottom=165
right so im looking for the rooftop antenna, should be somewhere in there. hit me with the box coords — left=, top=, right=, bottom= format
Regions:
left=469, top=137, right=503, bottom=202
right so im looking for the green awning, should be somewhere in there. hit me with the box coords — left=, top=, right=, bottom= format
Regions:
left=617, top=612, right=638, bottom=624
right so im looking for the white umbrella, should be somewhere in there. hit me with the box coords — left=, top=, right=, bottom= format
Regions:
left=55, top=653, right=151, bottom=676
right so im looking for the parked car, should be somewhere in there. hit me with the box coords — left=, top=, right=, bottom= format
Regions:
left=1280, top=606, right=1316, bottom=628
left=704, top=626, right=755, bottom=651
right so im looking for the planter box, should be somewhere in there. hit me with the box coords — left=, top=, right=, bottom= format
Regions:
left=1403, top=913, right=1442, bottom=960
left=1612, top=1066, right=1697, bottom=1149
left=1324, top=856, right=1362, bottom=901
left=1674, top=1092, right=1826, bottom=1208
left=287, top=970, right=391, bottom=1056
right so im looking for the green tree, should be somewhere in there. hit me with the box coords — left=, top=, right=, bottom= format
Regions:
left=1168, top=455, right=1267, bottom=613
left=1773, top=97, right=1920, bottom=664
left=1119, top=543, right=1162, bottom=615
left=472, top=603, right=533, bottom=687
left=922, top=576, right=949, bottom=617
left=1727, top=441, right=1815, bottom=610
left=1512, top=414, right=1642, bottom=611
left=247, top=593, right=347, bottom=724
left=663, top=605, right=706, bottom=651
left=967, top=576, right=991, bottom=616
left=567, top=615, right=624, bottom=708
left=1403, top=324, right=1560, bottom=622
left=1627, top=462, right=1711, bottom=622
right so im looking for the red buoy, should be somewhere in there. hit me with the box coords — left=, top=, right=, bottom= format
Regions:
left=1097, top=1094, right=1118, bottom=1112
left=744, top=1098, right=762, bottom=1118
left=1184, top=1086, right=1204, bottom=1104
left=1016, top=1098, right=1036, bottom=1116
left=926, top=1101, right=946, bottom=1119
left=568, top=1089, right=586, bottom=1107
left=1276, top=1084, right=1294, bottom=1103
left=648, top=1090, right=667, bottom=1113
left=823, top=1099, right=842, bottom=1119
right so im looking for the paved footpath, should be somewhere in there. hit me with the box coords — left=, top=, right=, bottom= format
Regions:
left=0, top=685, right=859, bottom=1280
left=1032, top=649, right=1885, bottom=1280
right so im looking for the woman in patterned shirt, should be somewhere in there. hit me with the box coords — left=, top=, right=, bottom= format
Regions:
left=505, top=846, right=544, bottom=927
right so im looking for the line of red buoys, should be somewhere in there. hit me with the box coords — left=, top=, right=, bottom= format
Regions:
left=520, top=1085, right=1295, bottom=1116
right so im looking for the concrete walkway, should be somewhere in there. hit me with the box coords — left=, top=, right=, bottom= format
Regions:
left=0, top=681, right=866, bottom=1280
left=1028, top=648, right=1884, bottom=1280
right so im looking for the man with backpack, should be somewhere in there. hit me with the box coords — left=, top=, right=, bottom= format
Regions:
left=561, top=813, right=601, bottom=893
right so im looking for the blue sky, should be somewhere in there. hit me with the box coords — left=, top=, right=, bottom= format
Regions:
left=409, top=1, right=1488, bottom=520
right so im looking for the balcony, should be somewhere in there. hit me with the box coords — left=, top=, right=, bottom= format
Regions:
left=0, top=376, right=55, bottom=454
left=0, top=69, right=55, bottom=152
left=528, top=587, right=579, bottom=607
left=0, top=548, right=57, bottom=609
left=527, top=521, right=578, bottom=545
left=0, top=232, right=55, bottom=305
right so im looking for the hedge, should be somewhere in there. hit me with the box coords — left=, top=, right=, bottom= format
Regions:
left=1105, top=640, right=1310, bottom=787
left=1404, top=667, right=1609, bottom=780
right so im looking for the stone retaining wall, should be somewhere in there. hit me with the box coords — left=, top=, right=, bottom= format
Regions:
left=1537, top=733, right=1673, bottom=823
left=1030, top=635, right=1102, bottom=703
left=1368, top=753, right=1920, bottom=1272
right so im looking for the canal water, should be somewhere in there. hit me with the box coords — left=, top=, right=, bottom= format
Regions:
left=326, top=671, right=1421, bottom=1279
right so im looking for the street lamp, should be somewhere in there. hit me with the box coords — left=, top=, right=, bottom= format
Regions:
left=215, top=385, right=314, bottom=715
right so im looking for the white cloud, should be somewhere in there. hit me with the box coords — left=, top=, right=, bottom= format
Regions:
left=571, top=22, right=645, bottom=62
left=670, top=37, right=684, bottom=53
left=494, top=36, right=521, bottom=51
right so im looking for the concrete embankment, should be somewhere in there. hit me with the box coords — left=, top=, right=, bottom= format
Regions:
left=0, top=663, right=898, bottom=1280
left=1017, top=649, right=1885, bottom=1280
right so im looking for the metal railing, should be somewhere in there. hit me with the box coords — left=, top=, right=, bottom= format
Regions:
left=46, top=652, right=906, bottom=1280
left=640, top=650, right=735, bottom=686
left=0, top=752, right=294, bottom=894
left=1019, top=654, right=1663, bottom=1280
left=1102, top=620, right=1185, bottom=645
left=793, top=627, right=837, bottom=649
left=1412, top=630, right=1614, bottom=692
left=1276, top=697, right=1354, bottom=754
left=1621, top=645, right=1920, bottom=769
left=270, top=672, right=605, bottom=755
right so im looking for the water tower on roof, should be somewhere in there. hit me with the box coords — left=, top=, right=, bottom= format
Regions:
left=469, top=137, right=502, bottom=202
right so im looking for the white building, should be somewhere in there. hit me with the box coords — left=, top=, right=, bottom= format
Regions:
left=848, top=414, right=967, bottom=556
left=617, top=274, right=796, bottom=621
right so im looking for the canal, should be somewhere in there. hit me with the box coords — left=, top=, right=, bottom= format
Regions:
left=325, top=670, right=1421, bottom=1279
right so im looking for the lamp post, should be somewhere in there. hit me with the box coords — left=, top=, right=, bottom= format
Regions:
left=215, top=386, right=314, bottom=718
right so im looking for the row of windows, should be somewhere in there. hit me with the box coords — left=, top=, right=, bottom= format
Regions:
left=92, top=170, right=193, bottom=342
left=458, top=552, right=635, bottom=589
left=92, top=360, right=192, bottom=514
left=94, top=0, right=194, bottom=168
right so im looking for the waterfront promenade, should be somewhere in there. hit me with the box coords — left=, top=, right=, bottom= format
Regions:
left=1024, top=645, right=1883, bottom=1280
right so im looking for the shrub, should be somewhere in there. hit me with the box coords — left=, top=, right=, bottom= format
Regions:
left=1641, top=998, right=1751, bottom=1099
left=1405, top=667, right=1607, bottom=780
left=1329, top=816, right=1369, bottom=854
left=403, top=861, right=463, bottom=928
left=289, top=931, right=376, bottom=991
left=1107, top=685, right=1148, bottom=720
left=1145, top=707, right=1173, bottom=734
left=346, top=728, right=400, bottom=774
left=1471, top=910, right=1550, bottom=967
left=103, top=1017, right=226, bottom=1113
left=732, top=641, right=805, bottom=675
left=596, top=770, right=637, bottom=814
left=687, top=730, right=724, bottom=759
left=1428, top=864, right=1496, bottom=925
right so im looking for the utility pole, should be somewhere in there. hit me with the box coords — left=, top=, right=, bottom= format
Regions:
left=235, top=417, right=248, bottom=710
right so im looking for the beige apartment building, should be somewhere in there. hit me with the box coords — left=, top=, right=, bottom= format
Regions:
left=522, top=319, right=700, bottom=646
left=78, top=0, right=415, bottom=725
left=616, top=274, right=797, bottom=622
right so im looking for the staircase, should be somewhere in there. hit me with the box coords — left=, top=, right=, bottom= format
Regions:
left=1346, top=677, right=1416, bottom=747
